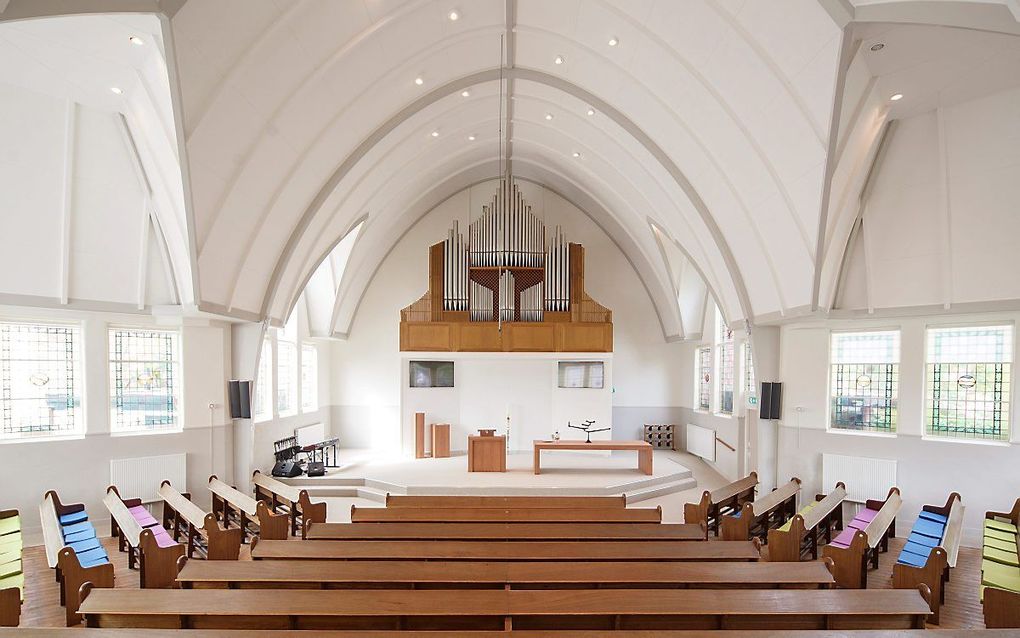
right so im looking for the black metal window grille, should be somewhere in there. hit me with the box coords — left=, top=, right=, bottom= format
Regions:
left=830, top=331, right=899, bottom=433
left=926, top=326, right=1012, bottom=441
left=109, top=329, right=179, bottom=432
left=0, top=322, right=81, bottom=438
left=697, top=347, right=711, bottom=410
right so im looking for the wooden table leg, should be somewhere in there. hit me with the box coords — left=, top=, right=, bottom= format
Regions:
left=639, top=448, right=653, bottom=475
left=533, top=447, right=541, bottom=475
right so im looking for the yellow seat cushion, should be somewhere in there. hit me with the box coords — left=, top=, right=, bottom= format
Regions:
left=983, top=560, right=1020, bottom=592
left=987, top=536, right=1019, bottom=553
left=987, top=518, right=1019, bottom=534
left=776, top=502, right=817, bottom=533
left=0, top=572, right=24, bottom=601
left=0, top=516, right=20, bottom=537
left=986, top=527, right=1017, bottom=543
left=984, top=545, right=1020, bottom=567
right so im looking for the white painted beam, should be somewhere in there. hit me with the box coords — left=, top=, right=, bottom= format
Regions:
left=936, top=107, right=954, bottom=310
left=59, top=100, right=76, bottom=305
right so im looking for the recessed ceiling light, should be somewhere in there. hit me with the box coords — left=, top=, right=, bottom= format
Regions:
left=890, top=93, right=903, bottom=101
left=586, top=108, right=595, bottom=116
left=544, top=113, right=553, bottom=121
left=554, top=55, right=564, bottom=65
left=110, top=87, right=123, bottom=95
left=572, top=151, right=581, bottom=158
left=468, top=135, right=476, bottom=141
left=431, top=130, right=440, bottom=137
left=870, top=43, right=885, bottom=52
left=415, top=77, right=424, bottom=86
left=448, top=10, right=459, bottom=21
left=461, top=90, right=470, bottom=97
left=129, top=36, right=144, bottom=46
left=608, top=37, right=619, bottom=47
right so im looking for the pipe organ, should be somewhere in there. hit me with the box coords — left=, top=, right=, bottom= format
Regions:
left=401, top=180, right=612, bottom=353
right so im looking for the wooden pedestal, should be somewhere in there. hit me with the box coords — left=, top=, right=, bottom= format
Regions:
left=431, top=423, right=450, bottom=458
left=414, top=413, right=426, bottom=459
left=468, top=435, right=506, bottom=472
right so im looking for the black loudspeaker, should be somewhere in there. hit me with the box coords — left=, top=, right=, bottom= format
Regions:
left=228, top=380, right=252, bottom=419
left=272, top=461, right=302, bottom=478
left=759, top=382, right=783, bottom=420
left=306, top=461, right=325, bottom=477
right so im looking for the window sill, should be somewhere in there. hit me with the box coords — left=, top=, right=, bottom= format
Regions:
left=713, top=412, right=734, bottom=420
left=921, top=435, right=1010, bottom=447
left=301, top=406, right=319, bottom=414
left=278, top=411, right=298, bottom=419
left=110, top=428, right=183, bottom=438
left=825, top=428, right=897, bottom=439
left=0, top=433, right=85, bottom=445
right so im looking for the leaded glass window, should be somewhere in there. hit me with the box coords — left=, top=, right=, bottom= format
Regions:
left=743, top=342, right=756, bottom=402
left=830, top=331, right=899, bottom=433
left=717, top=316, right=734, bottom=414
left=301, top=343, right=317, bottom=412
left=277, top=339, right=297, bottom=417
left=1, top=322, right=82, bottom=439
left=254, top=338, right=272, bottom=422
left=109, top=329, right=180, bottom=432
left=926, top=325, right=1012, bottom=441
left=697, top=347, right=711, bottom=410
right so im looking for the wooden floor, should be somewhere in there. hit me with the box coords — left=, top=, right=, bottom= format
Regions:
left=16, top=535, right=986, bottom=629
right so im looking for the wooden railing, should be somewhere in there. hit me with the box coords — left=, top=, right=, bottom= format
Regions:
left=573, top=294, right=612, bottom=323
left=400, top=293, right=433, bottom=322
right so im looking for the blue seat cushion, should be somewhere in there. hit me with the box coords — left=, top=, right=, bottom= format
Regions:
left=908, top=531, right=940, bottom=548
left=902, top=541, right=935, bottom=558
left=897, top=549, right=929, bottom=567
left=68, top=537, right=101, bottom=554
left=61, top=521, right=95, bottom=537
left=912, top=518, right=946, bottom=540
left=79, top=554, right=110, bottom=569
left=63, top=528, right=96, bottom=544
left=918, top=510, right=948, bottom=525
left=75, top=546, right=109, bottom=567
left=58, top=511, right=88, bottom=526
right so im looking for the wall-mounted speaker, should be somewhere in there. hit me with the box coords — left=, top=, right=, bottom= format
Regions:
left=759, top=381, right=783, bottom=420
left=228, top=380, right=253, bottom=419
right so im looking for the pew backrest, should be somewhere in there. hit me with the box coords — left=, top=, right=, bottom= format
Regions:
left=942, top=495, right=965, bottom=568
left=750, top=477, right=801, bottom=517
left=711, top=472, right=759, bottom=503
left=252, top=470, right=301, bottom=504
left=208, top=476, right=258, bottom=517
left=158, top=481, right=207, bottom=531
left=802, top=482, right=846, bottom=531
left=38, top=494, right=64, bottom=569
left=863, top=488, right=902, bottom=548
left=102, top=488, right=143, bottom=548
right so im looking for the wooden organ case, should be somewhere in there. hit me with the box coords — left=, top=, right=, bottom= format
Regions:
left=400, top=181, right=613, bottom=352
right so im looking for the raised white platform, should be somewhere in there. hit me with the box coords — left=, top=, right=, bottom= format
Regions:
left=280, top=449, right=696, bottom=505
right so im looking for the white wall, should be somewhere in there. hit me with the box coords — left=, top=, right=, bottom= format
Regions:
left=777, top=311, right=1020, bottom=547
left=0, top=304, right=233, bottom=543
left=330, top=180, right=687, bottom=453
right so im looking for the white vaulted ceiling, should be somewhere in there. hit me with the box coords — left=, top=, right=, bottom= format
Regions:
left=2, top=0, right=1019, bottom=336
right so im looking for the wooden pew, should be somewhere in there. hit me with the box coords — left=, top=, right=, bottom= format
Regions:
left=251, top=538, right=761, bottom=562
left=892, top=493, right=964, bottom=624
left=177, top=556, right=834, bottom=590
left=684, top=472, right=758, bottom=536
left=0, top=510, right=21, bottom=627
left=982, top=497, right=1020, bottom=629
left=384, top=494, right=627, bottom=509
left=158, top=481, right=242, bottom=560
left=39, top=491, right=114, bottom=625
left=721, top=477, right=800, bottom=542
left=305, top=521, right=706, bottom=541
left=350, top=505, right=662, bottom=523
left=0, top=629, right=967, bottom=638
left=77, top=585, right=932, bottom=630
left=252, top=470, right=326, bottom=537
left=822, top=487, right=902, bottom=589
left=103, top=486, right=184, bottom=588
left=208, top=475, right=288, bottom=541
left=767, top=482, right=846, bottom=561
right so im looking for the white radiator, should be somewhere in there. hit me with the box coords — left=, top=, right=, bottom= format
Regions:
left=110, top=453, right=186, bottom=503
left=822, top=453, right=896, bottom=504
left=686, top=423, right=716, bottom=462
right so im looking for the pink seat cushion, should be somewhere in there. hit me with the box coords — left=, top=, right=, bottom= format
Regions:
left=151, top=531, right=178, bottom=549
left=129, top=506, right=158, bottom=527
left=848, top=519, right=869, bottom=531
left=830, top=528, right=857, bottom=547
left=855, top=508, right=879, bottom=523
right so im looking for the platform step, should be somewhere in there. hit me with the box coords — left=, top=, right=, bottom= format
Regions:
left=624, top=476, right=698, bottom=504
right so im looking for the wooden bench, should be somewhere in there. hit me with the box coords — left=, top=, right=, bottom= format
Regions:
left=684, top=472, right=758, bottom=536
left=39, top=491, right=114, bottom=625
left=721, top=477, right=800, bottom=542
left=982, top=497, right=1020, bottom=628
left=0, top=510, right=21, bottom=627
left=251, top=538, right=761, bottom=562
left=384, top=495, right=627, bottom=509
left=208, top=475, right=288, bottom=541
left=103, top=486, right=184, bottom=588
left=0, top=629, right=955, bottom=638
left=767, top=482, right=846, bottom=562
left=305, top=521, right=706, bottom=541
left=177, top=557, right=834, bottom=590
left=158, top=481, right=242, bottom=561
left=77, top=586, right=932, bottom=630
left=822, top=486, right=902, bottom=589
left=252, top=470, right=326, bottom=537
left=892, top=492, right=963, bottom=624
left=350, top=505, right=662, bottom=523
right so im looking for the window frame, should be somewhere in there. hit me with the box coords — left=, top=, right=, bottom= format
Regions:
left=742, top=341, right=756, bottom=406
left=716, top=319, right=735, bottom=416
left=276, top=334, right=297, bottom=418
left=827, top=329, right=900, bottom=436
left=301, top=342, right=318, bottom=413
left=108, top=327, right=182, bottom=435
left=923, top=323, right=1013, bottom=442
left=696, top=346, right=712, bottom=411
left=0, top=320, right=85, bottom=443
left=254, top=337, right=273, bottom=423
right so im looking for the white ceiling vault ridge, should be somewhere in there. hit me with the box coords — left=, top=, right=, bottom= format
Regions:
left=1, top=0, right=1018, bottom=338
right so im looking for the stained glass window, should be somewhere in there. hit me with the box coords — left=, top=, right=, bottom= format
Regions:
left=301, top=343, right=317, bottom=412
left=254, top=338, right=272, bottom=422
left=743, top=342, right=756, bottom=402
left=717, top=315, right=734, bottom=414
left=830, top=331, right=899, bottom=433
left=1, top=322, right=82, bottom=439
left=926, top=325, right=1011, bottom=441
left=109, top=329, right=180, bottom=432
left=697, top=347, right=711, bottom=410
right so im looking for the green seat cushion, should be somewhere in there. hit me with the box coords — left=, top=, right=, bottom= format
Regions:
left=986, top=527, right=1017, bottom=543
left=987, top=518, right=1019, bottom=534
left=0, top=559, right=20, bottom=579
left=985, top=545, right=1020, bottom=567
left=0, top=550, right=19, bottom=567
left=777, top=502, right=818, bottom=532
left=987, top=536, right=1019, bottom=553
left=0, top=572, right=24, bottom=601
left=983, top=560, right=1020, bottom=592
left=0, top=516, right=20, bottom=537
left=0, top=536, right=20, bottom=554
